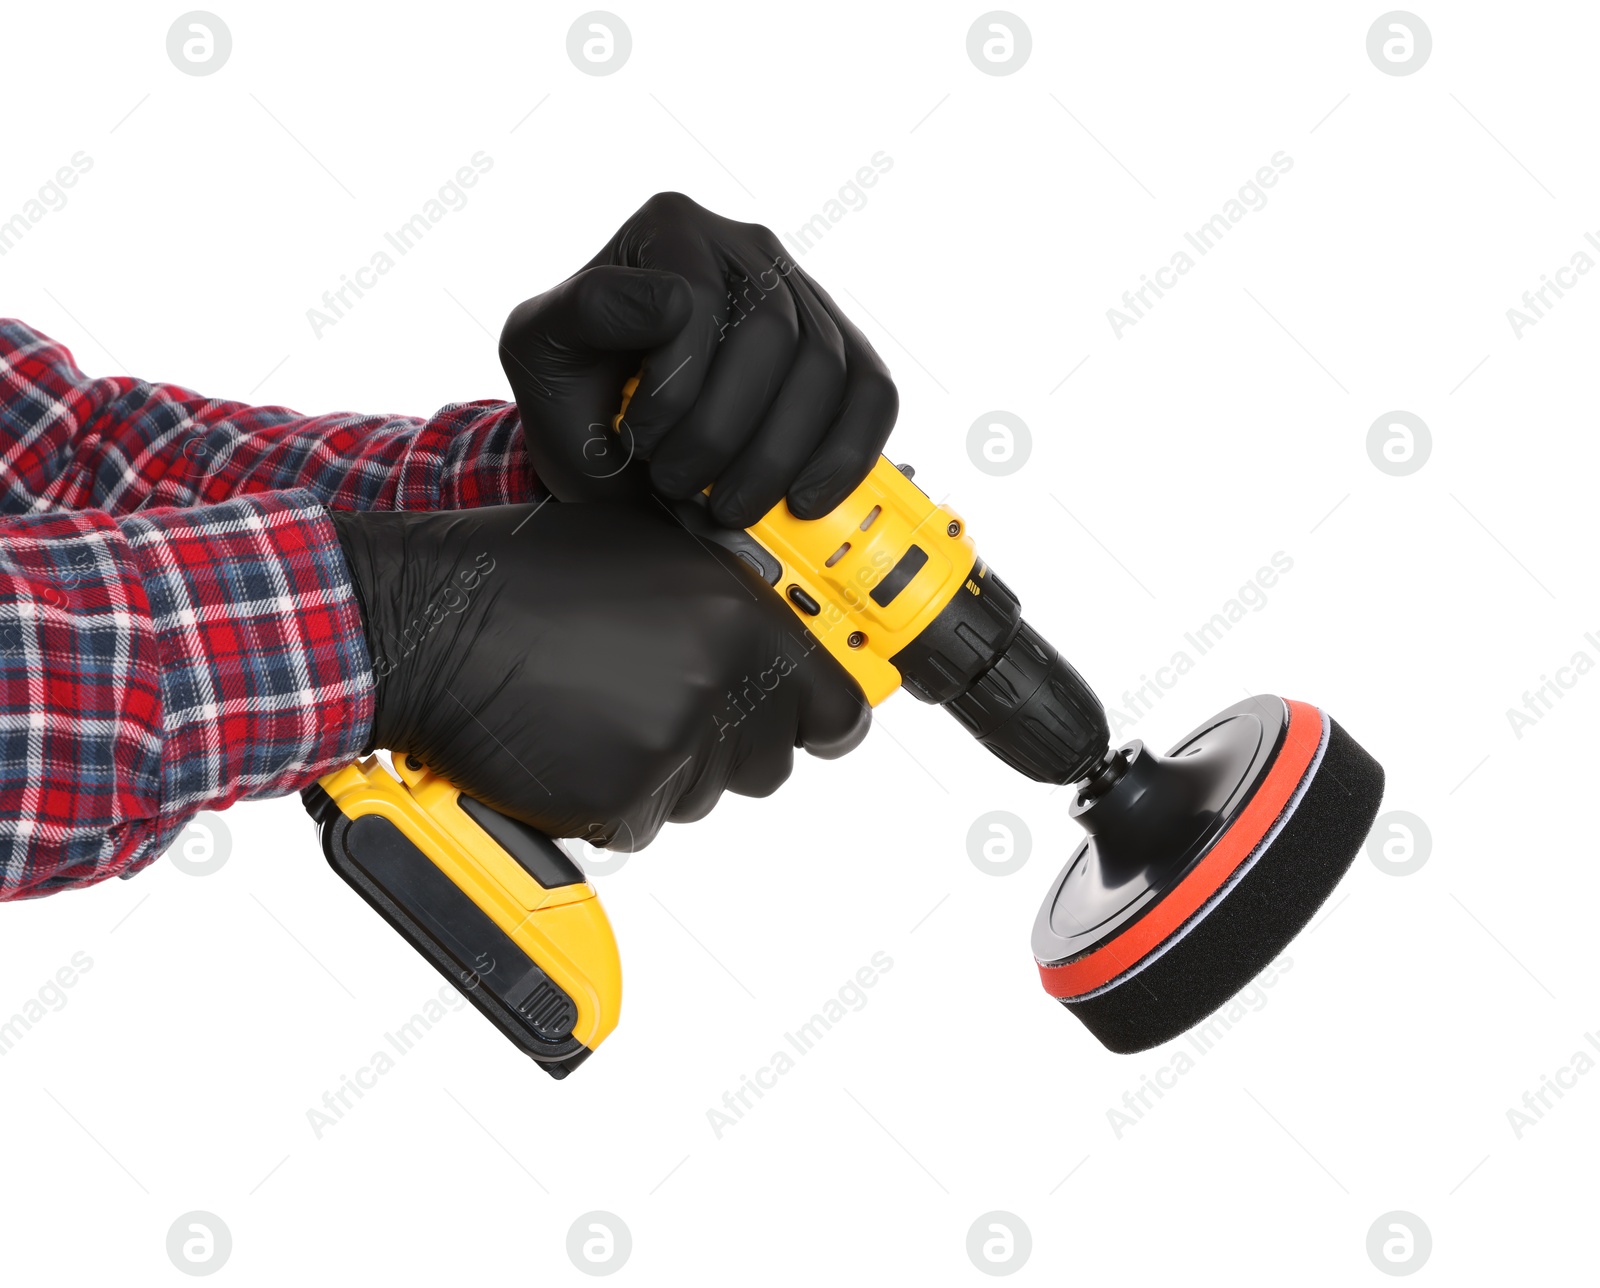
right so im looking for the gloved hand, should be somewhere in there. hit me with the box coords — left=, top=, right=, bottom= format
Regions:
left=327, top=500, right=869, bottom=849
left=500, top=191, right=898, bottom=530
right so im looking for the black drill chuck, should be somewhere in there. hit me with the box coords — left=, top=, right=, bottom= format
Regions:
left=890, top=561, right=1109, bottom=785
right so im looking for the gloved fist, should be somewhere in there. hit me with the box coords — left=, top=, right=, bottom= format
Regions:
left=328, top=501, right=869, bottom=849
left=500, top=191, right=898, bottom=529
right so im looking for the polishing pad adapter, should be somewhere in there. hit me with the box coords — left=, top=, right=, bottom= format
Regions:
left=1033, top=696, right=1384, bottom=1053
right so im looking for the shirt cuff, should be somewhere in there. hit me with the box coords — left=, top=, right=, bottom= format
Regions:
left=417, top=400, right=541, bottom=511
left=121, top=490, right=375, bottom=825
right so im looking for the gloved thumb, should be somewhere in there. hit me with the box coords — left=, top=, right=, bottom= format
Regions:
left=501, top=266, right=692, bottom=501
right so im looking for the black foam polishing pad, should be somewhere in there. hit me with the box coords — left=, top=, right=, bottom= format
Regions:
left=1032, top=697, right=1383, bottom=1053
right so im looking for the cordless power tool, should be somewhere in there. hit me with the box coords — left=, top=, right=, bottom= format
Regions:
left=304, top=381, right=1383, bottom=1074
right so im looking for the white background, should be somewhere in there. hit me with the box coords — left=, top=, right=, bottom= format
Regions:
left=2, top=0, right=1595, bottom=1282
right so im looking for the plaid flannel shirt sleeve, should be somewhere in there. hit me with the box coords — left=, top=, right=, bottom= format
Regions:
left=0, top=318, right=539, bottom=514
left=0, top=319, right=542, bottom=899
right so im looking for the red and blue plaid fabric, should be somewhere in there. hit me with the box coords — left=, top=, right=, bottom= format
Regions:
left=0, top=319, right=539, bottom=899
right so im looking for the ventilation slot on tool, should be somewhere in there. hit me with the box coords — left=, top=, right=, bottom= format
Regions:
left=825, top=542, right=851, bottom=568
left=859, top=505, right=881, bottom=531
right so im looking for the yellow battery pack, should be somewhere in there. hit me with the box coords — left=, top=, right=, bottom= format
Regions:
left=303, top=754, right=621, bottom=1078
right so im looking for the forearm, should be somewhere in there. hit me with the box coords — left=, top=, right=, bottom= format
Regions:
left=0, top=490, right=373, bottom=899
left=0, top=319, right=539, bottom=516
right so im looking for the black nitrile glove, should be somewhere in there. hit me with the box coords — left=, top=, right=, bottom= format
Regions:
left=327, top=501, right=868, bottom=850
left=500, top=191, right=899, bottom=529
